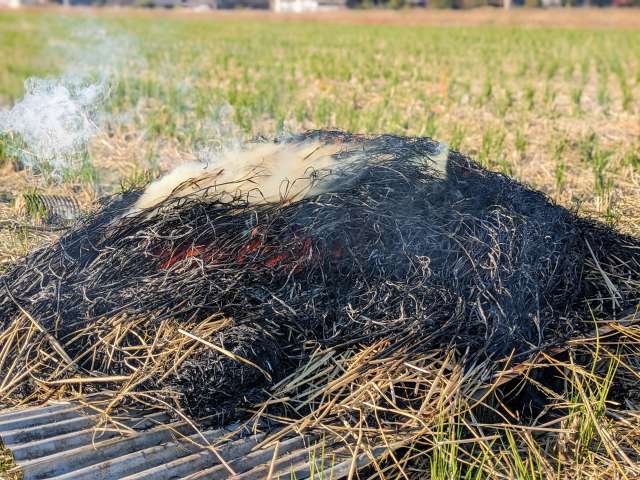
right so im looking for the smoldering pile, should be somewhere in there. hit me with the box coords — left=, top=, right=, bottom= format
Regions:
left=0, top=130, right=638, bottom=421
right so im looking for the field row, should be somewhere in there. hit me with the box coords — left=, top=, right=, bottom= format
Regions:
left=0, top=11, right=638, bottom=236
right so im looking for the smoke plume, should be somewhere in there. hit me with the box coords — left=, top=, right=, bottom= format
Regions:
left=129, top=138, right=449, bottom=216
left=0, top=77, right=104, bottom=172
left=0, top=22, right=137, bottom=179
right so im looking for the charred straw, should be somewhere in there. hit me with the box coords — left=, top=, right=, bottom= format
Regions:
left=0, top=130, right=638, bottom=421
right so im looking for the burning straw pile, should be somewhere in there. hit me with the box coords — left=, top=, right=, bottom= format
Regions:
left=1, top=131, right=639, bottom=476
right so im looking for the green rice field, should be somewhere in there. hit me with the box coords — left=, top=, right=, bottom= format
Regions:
left=0, top=9, right=639, bottom=479
left=0, top=10, right=639, bottom=234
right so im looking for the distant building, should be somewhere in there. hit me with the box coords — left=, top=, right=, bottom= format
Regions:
left=272, top=0, right=344, bottom=11
left=272, top=0, right=314, bottom=11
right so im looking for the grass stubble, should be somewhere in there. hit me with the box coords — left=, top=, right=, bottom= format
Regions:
left=0, top=9, right=639, bottom=479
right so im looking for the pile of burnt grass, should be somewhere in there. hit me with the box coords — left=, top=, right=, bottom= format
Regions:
left=0, top=130, right=638, bottom=420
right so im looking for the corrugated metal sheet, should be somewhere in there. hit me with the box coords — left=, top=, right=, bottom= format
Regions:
left=0, top=401, right=379, bottom=479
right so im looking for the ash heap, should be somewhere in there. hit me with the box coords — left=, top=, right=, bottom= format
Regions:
left=0, top=131, right=638, bottom=419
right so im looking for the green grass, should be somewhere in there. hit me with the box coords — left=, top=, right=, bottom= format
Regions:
left=0, top=14, right=637, bottom=139
left=0, top=445, right=15, bottom=479
left=1, top=11, right=638, bottom=233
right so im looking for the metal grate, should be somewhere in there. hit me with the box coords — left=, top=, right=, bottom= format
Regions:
left=14, top=193, right=81, bottom=228
left=0, top=401, right=377, bottom=480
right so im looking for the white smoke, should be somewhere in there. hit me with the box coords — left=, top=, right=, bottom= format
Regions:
left=129, top=139, right=449, bottom=217
left=194, top=104, right=246, bottom=158
left=0, top=22, right=138, bottom=179
left=0, top=77, right=105, bottom=172
left=130, top=141, right=344, bottom=215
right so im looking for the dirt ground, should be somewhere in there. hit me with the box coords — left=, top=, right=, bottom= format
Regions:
left=10, top=5, right=640, bottom=29
left=197, top=7, right=640, bottom=29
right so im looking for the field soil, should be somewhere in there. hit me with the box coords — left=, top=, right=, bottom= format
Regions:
left=13, top=6, right=640, bottom=29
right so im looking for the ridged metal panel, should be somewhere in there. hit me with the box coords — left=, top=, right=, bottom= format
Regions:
left=0, top=402, right=376, bottom=479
